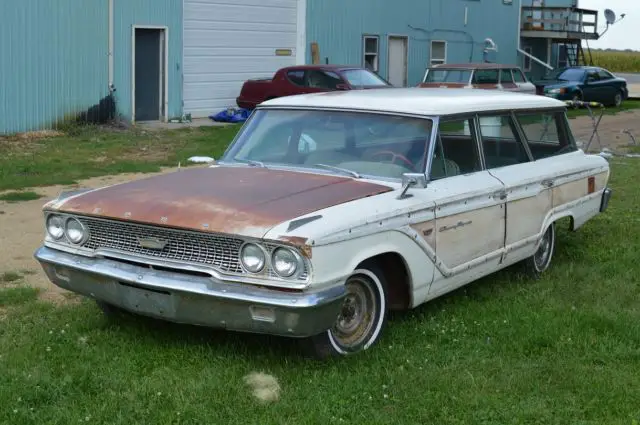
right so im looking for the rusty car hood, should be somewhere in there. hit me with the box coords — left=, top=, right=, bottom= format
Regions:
left=47, top=166, right=393, bottom=239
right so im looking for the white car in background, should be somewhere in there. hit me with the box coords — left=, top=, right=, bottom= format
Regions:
left=420, top=63, right=537, bottom=94
left=35, top=88, right=611, bottom=359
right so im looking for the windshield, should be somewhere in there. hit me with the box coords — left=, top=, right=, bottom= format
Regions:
left=546, top=68, right=586, bottom=81
left=342, top=69, right=389, bottom=87
left=424, top=69, right=472, bottom=83
left=223, top=109, right=434, bottom=180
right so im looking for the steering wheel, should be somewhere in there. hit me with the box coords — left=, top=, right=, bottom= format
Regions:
left=369, top=150, right=415, bottom=170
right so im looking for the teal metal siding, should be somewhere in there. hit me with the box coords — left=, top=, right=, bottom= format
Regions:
left=0, top=0, right=183, bottom=135
left=306, top=0, right=521, bottom=86
left=113, top=0, right=183, bottom=121
left=0, top=0, right=108, bottom=134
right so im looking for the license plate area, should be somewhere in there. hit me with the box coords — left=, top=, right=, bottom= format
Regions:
left=118, top=282, right=175, bottom=317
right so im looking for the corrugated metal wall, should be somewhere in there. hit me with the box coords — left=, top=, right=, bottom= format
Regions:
left=0, top=0, right=108, bottom=134
left=306, top=0, right=521, bottom=87
left=0, top=0, right=183, bottom=135
left=113, top=0, right=183, bottom=121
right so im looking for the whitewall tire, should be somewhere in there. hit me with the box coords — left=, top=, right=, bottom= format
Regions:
left=523, top=222, right=556, bottom=278
left=302, top=264, right=388, bottom=359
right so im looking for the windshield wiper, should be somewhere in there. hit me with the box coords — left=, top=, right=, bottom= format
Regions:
left=313, top=163, right=361, bottom=179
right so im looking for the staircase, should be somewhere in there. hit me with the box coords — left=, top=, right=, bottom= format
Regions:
left=561, top=41, right=593, bottom=67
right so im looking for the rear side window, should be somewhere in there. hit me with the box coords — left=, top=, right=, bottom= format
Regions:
left=287, top=70, right=305, bottom=86
left=473, top=70, right=499, bottom=84
left=515, top=111, right=577, bottom=159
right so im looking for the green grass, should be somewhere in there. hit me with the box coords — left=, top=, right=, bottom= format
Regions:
left=566, top=99, right=640, bottom=119
left=1, top=160, right=639, bottom=424
left=0, top=191, right=43, bottom=202
left=0, top=124, right=240, bottom=191
left=0, top=287, right=39, bottom=307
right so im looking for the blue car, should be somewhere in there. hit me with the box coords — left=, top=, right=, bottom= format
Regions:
left=535, top=66, right=628, bottom=107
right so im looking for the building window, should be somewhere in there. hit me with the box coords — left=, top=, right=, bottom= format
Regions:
left=430, top=41, right=447, bottom=66
left=363, top=35, right=379, bottom=72
left=523, top=46, right=532, bottom=72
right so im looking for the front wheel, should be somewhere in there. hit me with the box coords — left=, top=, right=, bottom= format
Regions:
left=523, top=222, right=556, bottom=279
left=613, top=91, right=623, bottom=108
left=302, top=265, right=388, bottom=359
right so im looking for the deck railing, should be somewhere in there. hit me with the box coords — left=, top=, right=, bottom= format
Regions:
left=521, top=6, right=599, bottom=39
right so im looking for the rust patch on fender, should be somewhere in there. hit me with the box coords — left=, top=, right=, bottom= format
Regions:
left=48, top=166, right=393, bottom=239
left=277, top=235, right=312, bottom=258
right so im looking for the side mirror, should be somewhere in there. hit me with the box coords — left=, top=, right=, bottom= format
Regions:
left=335, top=83, right=350, bottom=91
left=397, top=173, right=428, bottom=199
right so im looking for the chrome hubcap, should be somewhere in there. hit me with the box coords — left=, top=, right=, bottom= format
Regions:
left=332, top=277, right=377, bottom=349
left=534, top=228, right=552, bottom=271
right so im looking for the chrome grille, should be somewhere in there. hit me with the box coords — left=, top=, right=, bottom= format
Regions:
left=78, top=217, right=309, bottom=280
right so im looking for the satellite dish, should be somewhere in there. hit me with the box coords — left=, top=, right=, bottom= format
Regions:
left=604, top=9, right=616, bottom=25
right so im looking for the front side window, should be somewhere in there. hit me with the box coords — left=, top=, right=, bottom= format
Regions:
left=431, top=118, right=482, bottom=180
left=424, top=69, right=472, bottom=84
left=512, top=68, right=527, bottom=83
left=477, top=115, right=530, bottom=169
left=500, top=69, right=514, bottom=84
left=515, top=111, right=577, bottom=159
left=306, top=70, right=343, bottom=89
left=224, top=109, right=434, bottom=180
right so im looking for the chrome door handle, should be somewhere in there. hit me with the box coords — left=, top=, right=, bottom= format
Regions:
left=541, top=179, right=554, bottom=188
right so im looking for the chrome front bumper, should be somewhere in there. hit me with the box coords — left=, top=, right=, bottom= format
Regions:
left=34, top=246, right=346, bottom=338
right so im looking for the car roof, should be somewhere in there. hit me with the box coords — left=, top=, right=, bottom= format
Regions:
left=431, top=63, right=519, bottom=70
left=284, top=64, right=364, bottom=71
left=260, top=88, right=566, bottom=116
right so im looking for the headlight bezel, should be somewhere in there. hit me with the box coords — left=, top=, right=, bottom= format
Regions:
left=46, top=214, right=65, bottom=240
left=64, top=216, right=89, bottom=245
left=271, top=247, right=303, bottom=278
left=239, top=242, right=268, bottom=273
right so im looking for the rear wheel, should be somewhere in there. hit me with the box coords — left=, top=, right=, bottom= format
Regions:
left=522, top=222, right=556, bottom=279
left=302, top=265, right=388, bottom=359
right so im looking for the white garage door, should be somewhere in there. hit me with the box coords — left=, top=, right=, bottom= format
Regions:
left=183, top=0, right=301, bottom=117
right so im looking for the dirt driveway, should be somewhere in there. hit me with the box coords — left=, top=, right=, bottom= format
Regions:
left=1, top=110, right=639, bottom=304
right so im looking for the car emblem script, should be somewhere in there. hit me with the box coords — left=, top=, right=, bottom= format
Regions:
left=137, top=237, right=168, bottom=250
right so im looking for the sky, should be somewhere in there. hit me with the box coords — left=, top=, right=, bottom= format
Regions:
left=579, top=0, right=639, bottom=50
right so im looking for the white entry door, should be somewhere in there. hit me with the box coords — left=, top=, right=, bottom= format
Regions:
left=388, top=36, right=408, bottom=87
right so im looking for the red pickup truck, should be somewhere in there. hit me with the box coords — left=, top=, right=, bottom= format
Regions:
left=236, top=65, right=392, bottom=109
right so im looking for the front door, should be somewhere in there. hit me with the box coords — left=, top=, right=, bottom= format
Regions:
left=134, top=28, right=166, bottom=122
left=425, top=117, right=507, bottom=297
left=388, top=36, right=408, bottom=87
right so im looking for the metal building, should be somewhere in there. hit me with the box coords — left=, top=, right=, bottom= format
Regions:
left=0, top=0, right=182, bottom=134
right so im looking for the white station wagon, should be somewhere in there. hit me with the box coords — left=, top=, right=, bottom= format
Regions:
left=35, top=88, right=612, bottom=359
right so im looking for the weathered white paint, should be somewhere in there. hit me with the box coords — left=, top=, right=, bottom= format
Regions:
left=183, top=0, right=300, bottom=117
left=257, top=91, right=611, bottom=308
left=262, top=88, right=566, bottom=117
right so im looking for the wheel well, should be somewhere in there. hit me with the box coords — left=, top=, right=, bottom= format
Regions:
left=357, top=252, right=411, bottom=311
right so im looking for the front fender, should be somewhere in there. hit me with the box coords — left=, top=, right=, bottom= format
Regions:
left=309, top=230, right=434, bottom=307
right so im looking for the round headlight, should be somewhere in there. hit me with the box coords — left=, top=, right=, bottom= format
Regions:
left=65, top=217, right=87, bottom=244
left=271, top=247, right=301, bottom=278
left=46, top=215, right=64, bottom=240
left=240, top=243, right=266, bottom=273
